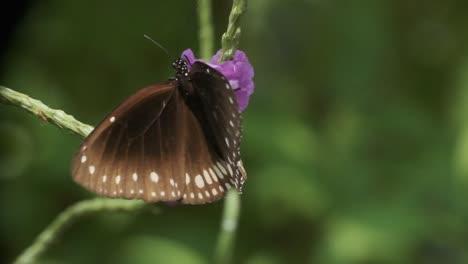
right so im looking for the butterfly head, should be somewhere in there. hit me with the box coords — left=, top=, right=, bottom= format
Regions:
left=172, top=59, right=189, bottom=81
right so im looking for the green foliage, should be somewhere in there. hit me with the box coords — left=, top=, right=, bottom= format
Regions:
left=120, top=236, right=207, bottom=264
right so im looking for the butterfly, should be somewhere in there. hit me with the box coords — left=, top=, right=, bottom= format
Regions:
left=71, top=58, right=246, bottom=204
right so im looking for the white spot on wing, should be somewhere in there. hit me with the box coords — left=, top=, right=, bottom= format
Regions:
left=198, top=193, right=203, bottom=199
left=81, top=155, right=87, bottom=163
left=229, top=120, right=234, bottom=127
left=203, top=170, right=213, bottom=184
left=151, top=172, right=159, bottom=183
left=212, top=188, right=218, bottom=195
left=115, top=175, right=121, bottom=184
left=217, top=161, right=228, bottom=175
left=170, top=178, right=175, bottom=186
left=132, top=172, right=138, bottom=182
left=89, top=166, right=95, bottom=174
left=213, top=166, right=224, bottom=179
left=110, top=116, right=116, bottom=123
left=209, top=168, right=218, bottom=182
left=227, top=163, right=233, bottom=176
left=195, top=175, right=205, bottom=188
left=102, top=175, right=107, bottom=183
left=186, top=173, right=191, bottom=184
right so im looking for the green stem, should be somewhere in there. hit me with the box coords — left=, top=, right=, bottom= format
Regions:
left=13, top=199, right=149, bottom=264
left=198, top=0, right=214, bottom=60
left=0, top=85, right=93, bottom=137
left=214, top=190, right=241, bottom=264
left=219, top=0, right=247, bottom=62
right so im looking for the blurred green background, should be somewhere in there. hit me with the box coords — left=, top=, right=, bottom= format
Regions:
left=2, top=0, right=468, bottom=263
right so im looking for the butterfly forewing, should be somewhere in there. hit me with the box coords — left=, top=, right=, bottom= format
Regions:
left=72, top=82, right=178, bottom=200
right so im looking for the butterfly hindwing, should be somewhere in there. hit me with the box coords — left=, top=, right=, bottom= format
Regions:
left=188, top=62, right=246, bottom=190
left=178, top=98, right=233, bottom=203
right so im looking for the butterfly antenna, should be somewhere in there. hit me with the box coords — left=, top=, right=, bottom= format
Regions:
left=144, top=34, right=170, bottom=58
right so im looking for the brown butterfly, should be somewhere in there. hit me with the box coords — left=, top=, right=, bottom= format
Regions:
left=71, top=58, right=246, bottom=204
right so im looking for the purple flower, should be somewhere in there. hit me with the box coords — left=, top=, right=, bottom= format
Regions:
left=181, top=49, right=254, bottom=112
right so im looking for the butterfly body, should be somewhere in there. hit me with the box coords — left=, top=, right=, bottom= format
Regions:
left=72, top=59, right=246, bottom=204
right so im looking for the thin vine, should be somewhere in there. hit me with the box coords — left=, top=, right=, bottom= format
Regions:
left=13, top=199, right=149, bottom=264
left=0, top=86, right=93, bottom=137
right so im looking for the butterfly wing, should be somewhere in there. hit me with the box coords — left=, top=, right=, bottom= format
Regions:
left=188, top=62, right=246, bottom=190
left=72, top=82, right=176, bottom=200
left=72, top=81, right=236, bottom=204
